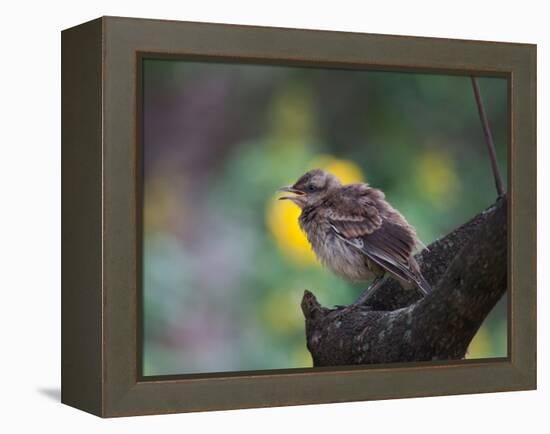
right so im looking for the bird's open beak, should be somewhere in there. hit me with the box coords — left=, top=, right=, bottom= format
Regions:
left=277, top=186, right=305, bottom=201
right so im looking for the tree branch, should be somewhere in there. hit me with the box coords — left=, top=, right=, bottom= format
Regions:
left=301, top=196, right=507, bottom=366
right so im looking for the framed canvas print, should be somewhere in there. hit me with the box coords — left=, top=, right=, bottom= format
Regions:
left=61, top=16, right=536, bottom=417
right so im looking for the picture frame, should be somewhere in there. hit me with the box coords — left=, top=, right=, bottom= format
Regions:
left=61, top=16, right=536, bottom=417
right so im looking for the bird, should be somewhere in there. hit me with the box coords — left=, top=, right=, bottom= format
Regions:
left=278, top=168, right=431, bottom=307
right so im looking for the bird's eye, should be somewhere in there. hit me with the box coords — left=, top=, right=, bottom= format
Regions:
left=307, top=185, right=316, bottom=192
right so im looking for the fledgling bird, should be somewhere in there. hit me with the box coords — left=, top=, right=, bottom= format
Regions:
left=278, top=169, right=431, bottom=307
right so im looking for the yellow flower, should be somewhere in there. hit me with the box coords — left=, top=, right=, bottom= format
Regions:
left=293, top=346, right=313, bottom=368
left=266, top=156, right=364, bottom=266
left=267, top=197, right=317, bottom=264
left=269, top=83, right=316, bottom=148
left=309, top=155, right=364, bottom=185
left=260, top=290, right=305, bottom=334
left=144, top=169, right=186, bottom=233
left=415, top=150, right=459, bottom=209
left=466, top=324, right=491, bottom=359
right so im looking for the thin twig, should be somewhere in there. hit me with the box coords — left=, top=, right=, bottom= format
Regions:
left=471, top=77, right=505, bottom=197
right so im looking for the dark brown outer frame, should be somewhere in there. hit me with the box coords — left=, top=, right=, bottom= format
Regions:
left=61, top=16, right=536, bottom=417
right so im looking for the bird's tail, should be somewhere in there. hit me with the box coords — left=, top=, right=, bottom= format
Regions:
left=416, top=274, right=432, bottom=296
left=409, top=256, right=432, bottom=296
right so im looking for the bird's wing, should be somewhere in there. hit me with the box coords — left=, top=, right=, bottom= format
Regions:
left=327, top=185, right=428, bottom=291
left=326, top=190, right=383, bottom=238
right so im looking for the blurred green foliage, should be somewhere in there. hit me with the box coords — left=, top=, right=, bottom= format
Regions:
left=142, top=59, right=508, bottom=375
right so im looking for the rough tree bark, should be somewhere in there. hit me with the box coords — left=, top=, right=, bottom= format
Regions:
left=301, top=196, right=507, bottom=366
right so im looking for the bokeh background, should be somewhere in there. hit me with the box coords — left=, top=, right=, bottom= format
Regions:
left=142, top=59, right=508, bottom=376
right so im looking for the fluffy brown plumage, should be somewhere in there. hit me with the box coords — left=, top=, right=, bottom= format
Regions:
left=278, top=169, right=431, bottom=305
